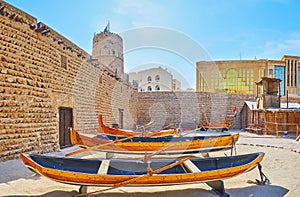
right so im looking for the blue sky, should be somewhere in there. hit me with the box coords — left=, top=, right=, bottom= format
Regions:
left=5, top=0, right=300, bottom=89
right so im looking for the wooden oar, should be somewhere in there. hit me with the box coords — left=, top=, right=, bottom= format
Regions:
left=135, top=120, right=154, bottom=136
left=65, top=134, right=141, bottom=157
left=180, top=127, right=201, bottom=137
left=73, top=157, right=190, bottom=197
left=144, top=120, right=154, bottom=127
left=161, top=123, right=173, bottom=130
left=147, top=125, right=175, bottom=137
left=143, top=144, right=176, bottom=162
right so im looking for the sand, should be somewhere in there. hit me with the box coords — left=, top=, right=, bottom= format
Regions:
left=0, top=132, right=299, bottom=197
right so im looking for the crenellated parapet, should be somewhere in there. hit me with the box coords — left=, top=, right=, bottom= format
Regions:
left=0, top=1, right=37, bottom=28
left=35, top=22, right=90, bottom=60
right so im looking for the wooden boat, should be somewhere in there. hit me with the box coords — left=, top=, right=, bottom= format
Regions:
left=69, top=129, right=239, bottom=155
left=97, top=132, right=235, bottom=143
left=196, top=115, right=236, bottom=132
left=98, top=114, right=178, bottom=137
left=20, top=152, right=265, bottom=196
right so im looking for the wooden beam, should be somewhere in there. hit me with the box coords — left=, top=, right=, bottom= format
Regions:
left=97, top=160, right=110, bottom=175
left=183, top=159, right=201, bottom=173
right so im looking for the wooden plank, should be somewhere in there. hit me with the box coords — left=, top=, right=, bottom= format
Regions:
left=97, top=160, right=110, bottom=175
left=183, top=159, right=201, bottom=173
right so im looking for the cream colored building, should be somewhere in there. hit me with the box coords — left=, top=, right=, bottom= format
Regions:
left=128, top=67, right=181, bottom=92
left=173, top=79, right=182, bottom=91
left=196, top=55, right=300, bottom=97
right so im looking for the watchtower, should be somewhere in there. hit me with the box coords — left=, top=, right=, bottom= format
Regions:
left=256, top=77, right=281, bottom=109
left=92, top=23, right=124, bottom=79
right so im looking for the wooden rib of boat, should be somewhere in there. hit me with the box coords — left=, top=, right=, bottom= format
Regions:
left=20, top=152, right=264, bottom=188
left=98, top=114, right=178, bottom=137
left=70, top=129, right=239, bottom=154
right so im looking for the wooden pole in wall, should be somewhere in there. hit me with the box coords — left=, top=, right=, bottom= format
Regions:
left=286, top=90, right=289, bottom=109
left=296, top=125, right=299, bottom=141
left=263, top=111, right=267, bottom=135
left=275, top=112, right=278, bottom=137
left=278, top=80, right=281, bottom=107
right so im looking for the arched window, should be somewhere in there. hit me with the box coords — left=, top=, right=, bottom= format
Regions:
left=147, top=76, right=152, bottom=82
left=147, top=86, right=152, bottom=91
left=155, top=85, right=160, bottom=91
left=155, top=75, right=160, bottom=81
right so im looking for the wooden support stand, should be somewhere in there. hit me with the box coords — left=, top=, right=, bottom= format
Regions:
left=79, top=186, right=88, bottom=194
left=183, top=159, right=229, bottom=196
left=206, top=180, right=229, bottom=197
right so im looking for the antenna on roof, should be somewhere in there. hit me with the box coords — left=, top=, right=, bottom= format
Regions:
left=104, top=21, right=110, bottom=32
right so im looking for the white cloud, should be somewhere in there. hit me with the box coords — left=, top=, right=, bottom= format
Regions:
left=259, top=33, right=300, bottom=59
left=113, top=0, right=167, bottom=27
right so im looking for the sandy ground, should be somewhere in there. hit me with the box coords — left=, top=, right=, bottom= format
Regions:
left=0, top=132, right=300, bottom=197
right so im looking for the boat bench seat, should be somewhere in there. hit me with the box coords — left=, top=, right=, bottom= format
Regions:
left=97, top=160, right=110, bottom=175
left=183, top=160, right=201, bottom=173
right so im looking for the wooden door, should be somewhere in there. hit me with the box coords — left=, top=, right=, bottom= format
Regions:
left=59, top=107, right=73, bottom=148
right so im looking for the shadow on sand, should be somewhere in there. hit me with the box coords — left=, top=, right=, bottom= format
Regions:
left=0, top=159, right=41, bottom=184
left=2, top=184, right=289, bottom=197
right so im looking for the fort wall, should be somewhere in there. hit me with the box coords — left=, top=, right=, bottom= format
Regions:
left=136, top=91, right=255, bottom=130
left=0, top=1, right=137, bottom=161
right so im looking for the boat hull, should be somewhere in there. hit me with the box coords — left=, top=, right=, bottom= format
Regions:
left=20, top=152, right=264, bottom=187
left=98, top=114, right=177, bottom=137
left=70, top=130, right=240, bottom=154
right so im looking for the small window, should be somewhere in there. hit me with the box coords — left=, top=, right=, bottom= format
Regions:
left=61, top=55, right=67, bottom=69
left=147, top=86, right=152, bottom=91
left=155, top=85, right=160, bottom=91
left=147, top=76, right=152, bottom=82
left=155, top=75, right=160, bottom=81
left=269, top=69, right=273, bottom=75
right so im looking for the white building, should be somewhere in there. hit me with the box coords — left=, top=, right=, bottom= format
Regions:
left=128, top=67, right=181, bottom=92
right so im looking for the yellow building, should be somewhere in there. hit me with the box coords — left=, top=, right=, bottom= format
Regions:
left=196, top=55, right=300, bottom=97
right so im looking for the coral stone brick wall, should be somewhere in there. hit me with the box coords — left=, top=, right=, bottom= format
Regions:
left=136, top=91, right=255, bottom=130
left=0, top=1, right=137, bottom=161
left=0, top=2, right=58, bottom=160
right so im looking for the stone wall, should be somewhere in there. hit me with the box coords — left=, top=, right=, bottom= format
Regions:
left=136, top=91, right=255, bottom=130
left=0, top=1, right=137, bottom=161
